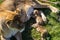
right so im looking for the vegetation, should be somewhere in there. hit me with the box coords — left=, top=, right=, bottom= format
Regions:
left=0, top=0, right=60, bottom=40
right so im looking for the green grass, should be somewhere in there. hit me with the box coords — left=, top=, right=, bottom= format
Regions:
left=0, top=0, right=60, bottom=40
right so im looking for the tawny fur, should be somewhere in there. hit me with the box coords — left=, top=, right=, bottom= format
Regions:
left=0, top=0, right=16, bottom=11
left=0, top=9, right=24, bottom=40
left=16, top=3, right=34, bottom=22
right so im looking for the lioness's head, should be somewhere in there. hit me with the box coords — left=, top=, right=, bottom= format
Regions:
left=6, top=9, right=25, bottom=30
left=16, top=4, right=34, bottom=22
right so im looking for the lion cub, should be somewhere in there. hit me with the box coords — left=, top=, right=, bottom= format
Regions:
left=32, top=10, right=50, bottom=40
left=33, top=10, right=47, bottom=25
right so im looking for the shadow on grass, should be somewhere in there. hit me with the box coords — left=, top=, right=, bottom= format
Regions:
left=47, top=33, right=52, bottom=40
left=22, top=17, right=36, bottom=40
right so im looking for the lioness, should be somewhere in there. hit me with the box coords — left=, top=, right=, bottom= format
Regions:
left=0, top=8, right=26, bottom=40
left=16, top=3, right=34, bottom=22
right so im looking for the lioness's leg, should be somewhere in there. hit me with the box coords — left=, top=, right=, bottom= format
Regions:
left=14, top=32, right=22, bottom=40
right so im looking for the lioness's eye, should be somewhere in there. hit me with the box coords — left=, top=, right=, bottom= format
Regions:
left=7, top=20, right=12, bottom=24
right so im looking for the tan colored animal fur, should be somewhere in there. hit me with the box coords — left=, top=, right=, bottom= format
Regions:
left=0, top=0, right=16, bottom=11
left=0, top=9, right=24, bottom=40
left=16, top=3, right=34, bottom=22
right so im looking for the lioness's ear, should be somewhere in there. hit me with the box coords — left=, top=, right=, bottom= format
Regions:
left=15, top=8, right=21, bottom=14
